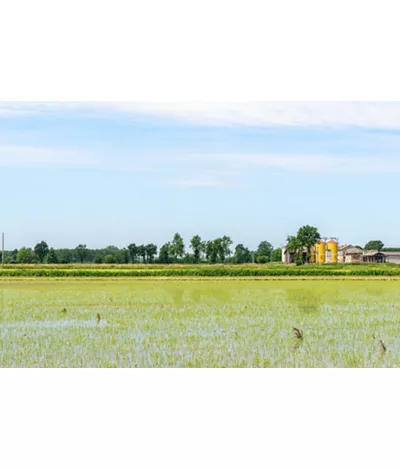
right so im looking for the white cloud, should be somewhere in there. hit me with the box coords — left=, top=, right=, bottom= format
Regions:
left=102, top=102, right=400, bottom=129
left=0, top=102, right=88, bottom=117
left=3, top=101, right=400, bottom=129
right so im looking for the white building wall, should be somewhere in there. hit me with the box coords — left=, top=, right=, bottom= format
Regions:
left=385, top=254, right=400, bottom=264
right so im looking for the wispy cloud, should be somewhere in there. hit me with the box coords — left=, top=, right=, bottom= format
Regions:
left=165, top=170, right=240, bottom=188
left=167, top=177, right=223, bottom=188
left=0, top=145, right=153, bottom=173
left=2, top=144, right=400, bottom=179
left=225, top=153, right=400, bottom=174
left=101, top=102, right=400, bottom=129
left=0, top=102, right=91, bottom=117
left=0, top=145, right=96, bottom=168
left=3, top=102, right=400, bottom=130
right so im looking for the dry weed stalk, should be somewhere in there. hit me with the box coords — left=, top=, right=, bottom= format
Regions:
left=293, top=327, right=303, bottom=341
left=373, top=334, right=387, bottom=355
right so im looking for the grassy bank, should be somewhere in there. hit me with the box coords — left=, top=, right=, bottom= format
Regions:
left=1, top=263, right=400, bottom=277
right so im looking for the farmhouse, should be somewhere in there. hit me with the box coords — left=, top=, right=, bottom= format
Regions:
left=362, top=250, right=386, bottom=264
left=343, top=247, right=364, bottom=263
left=338, top=244, right=356, bottom=263
left=382, top=252, right=400, bottom=264
left=282, top=240, right=400, bottom=264
left=281, top=247, right=308, bottom=264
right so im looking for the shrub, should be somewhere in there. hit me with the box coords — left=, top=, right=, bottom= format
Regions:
left=104, top=254, right=116, bottom=264
left=94, top=254, right=104, bottom=264
left=295, top=253, right=303, bottom=266
left=16, top=248, right=37, bottom=264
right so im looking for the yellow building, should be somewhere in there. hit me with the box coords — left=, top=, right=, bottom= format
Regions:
left=327, top=239, right=338, bottom=263
left=316, top=240, right=326, bottom=264
left=310, top=246, right=317, bottom=264
left=283, top=237, right=340, bottom=264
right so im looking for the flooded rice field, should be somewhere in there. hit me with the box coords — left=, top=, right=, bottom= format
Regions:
left=1, top=279, right=400, bottom=367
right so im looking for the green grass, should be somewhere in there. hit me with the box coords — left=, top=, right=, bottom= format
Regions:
left=1, top=278, right=400, bottom=367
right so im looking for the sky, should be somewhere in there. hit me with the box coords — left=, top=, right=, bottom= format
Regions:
left=1, top=101, right=400, bottom=251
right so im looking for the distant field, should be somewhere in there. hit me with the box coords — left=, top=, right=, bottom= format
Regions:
left=1, top=263, right=400, bottom=277
left=1, top=279, right=400, bottom=367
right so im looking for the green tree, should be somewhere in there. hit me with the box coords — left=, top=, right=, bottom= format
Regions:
left=296, top=225, right=321, bottom=262
left=169, top=233, right=185, bottom=261
left=234, top=244, right=252, bottom=264
left=295, top=251, right=304, bottom=266
left=34, top=241, right=49, bottom=263
left=221, top=236, right=233, bottom=261
left=183, top=253, right=196, bottom=264
left=137, top=245, right=146, bottom=263
left=145, top=244, right=158, bottom=264
left=158, top=243, right=171, bottom=264
left=57, top=249, right=71, bottom=264
left=104, top=254, right=116, bottom=264
left=190, top=235, right=205, bottom=263
left=128, top=243, right=138, bottom=263
left=120, top=248, right=130, bottom=264
left=75, top=244, right=88, bottom=263
left=205, top=240, right=218, bottom=264
left=271, top=248, right=282, bottom=262
left=213, top=236, right=232, bottom=263
left=102, top=246, right=125, bottom=264
left=47, top=248, right=59, bottom=264
left=104, top=245, right=118, bottom=255
left=286, top=235, right=302, bottom=262
left=16, top=247, right=37, bottom=264
left=256, top=255, right=269, bottom=264
left=94, top=254, right=104, bottom=264
left=364, top=240, right=384, bottom=251
left=9, top=249, right=18, bottom=264
left=256, top=241, right=273, bottom=262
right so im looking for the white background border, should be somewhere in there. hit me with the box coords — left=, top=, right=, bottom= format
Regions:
left=1, top=1, right=400, bottom=469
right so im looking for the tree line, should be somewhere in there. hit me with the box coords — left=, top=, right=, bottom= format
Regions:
left=0, top=233, right=283, bottom=265
left=1, top=228, right=396, bottom=265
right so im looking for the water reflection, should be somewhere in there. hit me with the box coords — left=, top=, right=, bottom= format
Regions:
left=285, top=286, right=324, bottom=314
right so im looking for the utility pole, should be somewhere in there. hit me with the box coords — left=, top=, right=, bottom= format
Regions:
left=1, top=232, right=4, bottom=266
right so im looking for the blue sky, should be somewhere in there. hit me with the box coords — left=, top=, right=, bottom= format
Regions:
left=1, top=102, right=400, bottom=250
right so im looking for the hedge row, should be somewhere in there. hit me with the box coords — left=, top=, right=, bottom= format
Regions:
left=2, top=263, right=400, bottom=271
left=1, top=267, right=400, bottom=277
